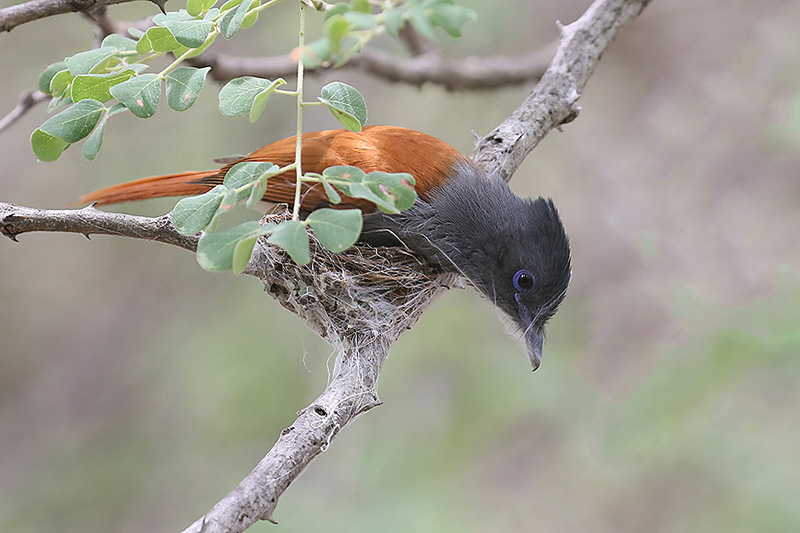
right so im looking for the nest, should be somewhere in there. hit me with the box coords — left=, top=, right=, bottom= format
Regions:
left=245, top=213, right=456, bottom=354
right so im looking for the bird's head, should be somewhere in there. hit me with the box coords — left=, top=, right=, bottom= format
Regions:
left=491, top=197, right=571, bottom=370
left=454, top=192, right=571, bottom=371
left=366, top=160, right=571, bottom=370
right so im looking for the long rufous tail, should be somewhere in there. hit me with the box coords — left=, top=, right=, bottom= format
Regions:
left=79, top=170, right=217, bottom=206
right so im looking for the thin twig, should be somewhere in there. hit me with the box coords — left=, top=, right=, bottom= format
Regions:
left=192, top=44, right=556, bottom=90
left=0, top=90, right=49, bottom=135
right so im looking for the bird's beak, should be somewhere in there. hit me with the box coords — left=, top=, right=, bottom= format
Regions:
left=525, top=327, right=544, bottom=371
left=517, top=302, right=543, bottom=370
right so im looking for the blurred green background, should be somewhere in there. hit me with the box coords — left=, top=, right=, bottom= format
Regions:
left=2, top=0, right=800, bottom=531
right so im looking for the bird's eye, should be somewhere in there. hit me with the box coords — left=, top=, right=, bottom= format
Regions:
left=513, top=269, right=535, bottom=292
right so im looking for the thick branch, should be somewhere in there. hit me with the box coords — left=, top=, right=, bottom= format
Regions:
left=0, top=202, right=197, bottom=250
left=473, top=0, right=654, bottom=181
left=0, top=0, right=144, bottom=33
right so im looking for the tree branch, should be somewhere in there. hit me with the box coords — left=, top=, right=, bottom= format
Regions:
left=192, top=44, right=555, bottom=90
left=1, top=0, right=653, bottom=531
left=0, top=202, right=197, bottom=250
left=0, top=90, right=48, bottom=135
left=473, top=0, right=654, bottom=182
left=0, top=0, right=144, bottom=33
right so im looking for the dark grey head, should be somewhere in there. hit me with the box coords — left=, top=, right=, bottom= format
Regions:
left=361, top=161, right=571, bottom=369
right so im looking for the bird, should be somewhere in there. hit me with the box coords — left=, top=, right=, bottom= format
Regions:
left=81, top=126, right=571, bottom=370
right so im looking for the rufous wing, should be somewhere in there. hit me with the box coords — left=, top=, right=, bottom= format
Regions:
left=81, top=126, right=468, bottom=212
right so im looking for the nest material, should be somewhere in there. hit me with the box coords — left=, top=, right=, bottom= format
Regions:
left=246, top=213, right=454, bottom=352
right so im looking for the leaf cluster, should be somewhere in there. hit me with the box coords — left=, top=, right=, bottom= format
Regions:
left=171, top=162, right=416, bottom=271
left=302, top=0, right=477, bottom=68
left=29, top=0, right=475, bottom=268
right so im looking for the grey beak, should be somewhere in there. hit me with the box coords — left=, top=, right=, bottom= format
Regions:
left=526, top=327, right=543, bottom=371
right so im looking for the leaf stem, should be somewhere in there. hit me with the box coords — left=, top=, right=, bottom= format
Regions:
left=158, top=30, right=219, bottom=78
left=249, top=0, right=288, bottom=17
left=292, top=1, right=307, bottom=221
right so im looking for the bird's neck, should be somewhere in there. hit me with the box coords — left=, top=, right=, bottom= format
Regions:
left=360, top=160, right=522, bottom=281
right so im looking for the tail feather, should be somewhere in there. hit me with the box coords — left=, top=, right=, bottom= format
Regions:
left=79, top=171, right=217, bottom=206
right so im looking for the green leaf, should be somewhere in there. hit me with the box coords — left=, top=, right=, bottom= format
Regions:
left=347, top=182, right=399, bottom=214
left=152, top=10, right=195, bottom=24
left=249, top=78, right=286, bottom=122
left=137, top=27, right=181, bottom=53
left=407, top=6, right=437, bottom=40
left=30, top=128, right=69, bottom=162
left=318, top=81, right=367, bottom=132
left=47, top=94, right=72, bottom=112
left=217, top=185, right=238, bottom=215
left=128, top=27, right=145, bottom=39
left=218, top=76, right=282, bottom=118
left=71, top=70, right=137, bottom=103
left=172, top=30, right=217, bottom=59
left=342, top=11, right=375, bottom=31
left=322, top=165, right=366, bottom=197
left=382, top=7, right=404, bottom=37
left=364, top=170, right=417, bottom=210
left=267, top=220, right=310, bottom=265
left=38, top=61, right=68, bottom=95
left=306, top=208, right=362, bottom=252
left=219, top=0, right=251, bottom=39
left=165, top=66, right=210, bottom=111
left=319, top=167, right=416, bottom=214
left=231, top=235, right=258, bottom=274
left=299, top=39, right=331, bottom=69
left=348, top=0, right=370, bottom=14
left=187, top=0, right=216, bottom=16
left=429, top=3, right=477, bottom=38
left=101, top=34, right=138, bottom=52
left=324, top=4, right=348, bottom=19
left=324, top=14, right=351, bottom=53
left=218, top=0, right=242, bottom=10
left=109, top=73, right=161, bottom=118
left=66, top=47, right=118, bottom=76
left=171, top=184, right=227, bottom=235
left=81, top=115, right=106, bottom=160
left=240, top=0, right=260, bottom=29
left=39, top=99, right=105, bottom=143
left=223, top=161, right=274, bottom=201
left=197, top=220, right=274, bottom=271
left=163, top=19, right=214, bottom=48
left=246, top=165, right=279, bottom=208
left=333, top=170, right=417, bottom=214
left=317, top=173, right=342, bottom=204
left=49, top=69, right=74, bottom=98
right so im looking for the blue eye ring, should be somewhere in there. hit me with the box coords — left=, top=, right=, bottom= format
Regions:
left=513, top=269, right=536, bottom=292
